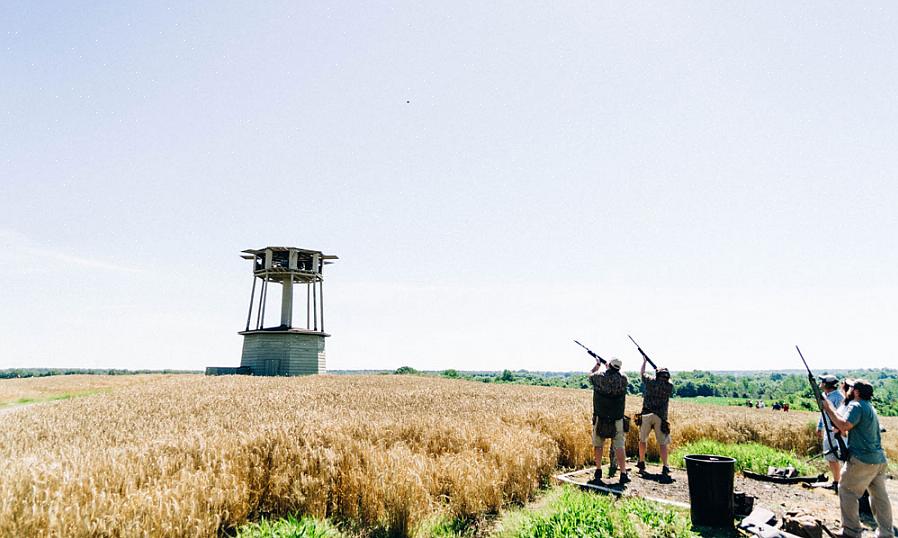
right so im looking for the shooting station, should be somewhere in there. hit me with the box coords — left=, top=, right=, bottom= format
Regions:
left=206, top=246, right=338, bottom=376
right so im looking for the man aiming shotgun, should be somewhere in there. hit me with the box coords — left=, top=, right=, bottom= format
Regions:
left=574, top=340, right=629, bottom=484
left=628, top=335, right=673, bottom=477
left=796, top=346, right=849, bottom=464
left=816, top=372, right=893, bottom=538
left=573, top=340, right=617, bottom=478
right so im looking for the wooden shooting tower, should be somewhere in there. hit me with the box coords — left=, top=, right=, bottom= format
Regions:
left=206, top=246, right=338, bottom=376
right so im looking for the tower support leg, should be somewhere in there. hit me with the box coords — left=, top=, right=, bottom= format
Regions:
left=281, top=279, right=293, bottom=327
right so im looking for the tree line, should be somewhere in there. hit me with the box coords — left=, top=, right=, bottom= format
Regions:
left=390, top=366, right=898, bottom=417
left=0, top=368, right=202, bottom=379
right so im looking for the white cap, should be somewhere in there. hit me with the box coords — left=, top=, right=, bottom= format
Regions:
left=609, top=357, right=623, bottom=369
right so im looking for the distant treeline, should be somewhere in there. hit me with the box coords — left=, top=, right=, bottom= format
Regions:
left=6, top=367, right=895, bottom=416
left=364, top=367, right=898, bottom=417
left=0, top=368, right=202, bottom=379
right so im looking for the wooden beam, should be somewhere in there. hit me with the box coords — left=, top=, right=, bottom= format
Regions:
left=245, top=276, right=257, bottom=331
left=259, top=279, right=268, bottom=330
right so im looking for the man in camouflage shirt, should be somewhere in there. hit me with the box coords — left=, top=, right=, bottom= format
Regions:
left=589, top=357, right=630, bottom=484
left=636, top=356, right=673, bottom=476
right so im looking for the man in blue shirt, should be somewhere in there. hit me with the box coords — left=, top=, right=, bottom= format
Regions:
left=817, top=374, right=845, bottom=490
left=822, top=379, right=893, bottom=538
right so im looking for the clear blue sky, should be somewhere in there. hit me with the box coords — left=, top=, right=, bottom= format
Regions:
left=2, top=2, right=896, bottom=372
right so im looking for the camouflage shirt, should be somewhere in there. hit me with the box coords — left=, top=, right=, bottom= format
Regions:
left=641, top=374, right=673, bottom=420
left=589, top=368, right=629, bottom=396
left=590, top=368, right=629, bottom=420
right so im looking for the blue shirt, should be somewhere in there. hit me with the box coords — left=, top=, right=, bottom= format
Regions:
left=844, top=400, right=887, bottom=465
left=817, top=390, right=844, bottom=431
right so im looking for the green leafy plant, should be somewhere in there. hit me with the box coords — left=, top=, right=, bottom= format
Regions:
left=506, top=486, right=697, bottom=538
left=671, top=440, right=813, bottom=475
left=235, top=515, right=343, bottom=538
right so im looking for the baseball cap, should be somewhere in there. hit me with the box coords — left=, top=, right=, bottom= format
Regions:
left=818, top=374, right=838, bottom=385
left=853, top=379, right=874, bottom=399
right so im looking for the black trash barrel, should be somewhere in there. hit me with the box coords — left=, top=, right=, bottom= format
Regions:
left=684, top=454, right=736, bottom=528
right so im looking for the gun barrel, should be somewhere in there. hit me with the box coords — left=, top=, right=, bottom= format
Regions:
left=796, top=346, right=811, bottom=372
left=628, top=334, right=658, bottom=370
left=796, top=345, right=849, bottom=462
left=573, top=339, right=605, bottom=364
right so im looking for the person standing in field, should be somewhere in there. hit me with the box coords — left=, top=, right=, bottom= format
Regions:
left=837, top=377, right=856, bottom=444
left=821, top=379, right=893, bottom=538
left=589, top=357, right=630, bottom=484
left=840, top=378, right=856, bottom=407
left=636, top=360, right=673, bottom=476
left=817, top=374, right=845, bottom=491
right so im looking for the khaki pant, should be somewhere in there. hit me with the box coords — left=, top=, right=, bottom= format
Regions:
left=822, top=434, right=841, bottom=463
left=639, top=413, right=671, bottom=446
left=592, top=418, right=625, bottom=449
left=838, top=458, right=893, bottom=538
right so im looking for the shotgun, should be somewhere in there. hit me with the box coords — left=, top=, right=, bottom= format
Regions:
left=573, top=340, right=607, bottom=365
left=627, top=335, right=658, bottom=370
left=796, top=346, right=849, bottom=462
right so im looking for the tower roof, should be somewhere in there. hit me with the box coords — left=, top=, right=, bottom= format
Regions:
left=240, top=246, right=338, bottom=261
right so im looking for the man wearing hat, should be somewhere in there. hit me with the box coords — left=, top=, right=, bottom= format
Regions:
left=817, top=374, right=845, bottom=490
left=636, top=358, right=674, bottom=476
left=821, top=379, right=893, bottom=538
left=588, top=356, right=630, bottom=484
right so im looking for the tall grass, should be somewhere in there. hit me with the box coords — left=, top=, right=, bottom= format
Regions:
left=0, top=376, right=579, bottom=537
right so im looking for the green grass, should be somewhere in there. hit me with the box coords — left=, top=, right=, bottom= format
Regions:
left=671, top=440, right=813, bottom=475
left=234, top=487, right=696, bottom=538
left=5, top=390, right=104, bottom=407
left=492, top=486, right=697, bottom=538
left=413, top=514, right=477, bottom=537
left=234, top=515, right=343, bottom=538
left=677, top=396, right=745, bottom=407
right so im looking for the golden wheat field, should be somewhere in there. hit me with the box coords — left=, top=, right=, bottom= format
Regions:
left=0, top=374, right=895, bottom=537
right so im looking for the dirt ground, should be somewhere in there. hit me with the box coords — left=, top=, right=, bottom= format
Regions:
left=558, top=462, right=898, bottom=536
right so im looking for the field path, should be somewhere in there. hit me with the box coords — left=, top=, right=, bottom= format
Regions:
left=558, top=465, right=898, bottom=533
left=0, top=374, right=175, bottom=408
left=0, top=402, right=40, bottom=417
